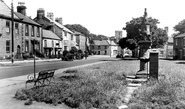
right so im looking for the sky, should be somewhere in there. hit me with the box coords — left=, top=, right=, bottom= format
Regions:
left=4, top=0, right=185, bottom=37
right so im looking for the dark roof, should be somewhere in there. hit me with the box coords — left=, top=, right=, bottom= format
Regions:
left=34, top=17, right=54, bottom=29
left=93, top=40, right=109, bottom=45
left=15, top=12, right=40, bottom=26
left=175, top=33, right=185, bottom=38
left=0, top=0, right=19, bottom=19
left=43, top=29, right=60, bottom=40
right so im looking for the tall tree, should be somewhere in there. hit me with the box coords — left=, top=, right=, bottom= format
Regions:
left=122, top=16, right=168, bottom=49
left=174, top=19, right=185, bottom=35
left=65, top=24, right=90, bottom=37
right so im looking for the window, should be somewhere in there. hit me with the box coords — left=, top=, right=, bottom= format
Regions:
left=71, top=34, right=73, bottom=40
left=37, top=27, right=40, bottom=37
left=64, top=46, right=67, bottom=50
left=25, top=25, right=29, bottom=36
left=6, top=40, right=10, bottom=53
left=6, top=21, right=10, bottom=33
left=52, top=40, right=54, bottom=47
left=175, top=39, right=177, bottom=46
left=105, top=46, right=107, bottom=49
left=98, top=46, right=100, bottom=49
left=44, top=40, right=47, bottom=47
left=31, top=26, right=34, bottom=36
left=15, top=23, right=19, bottom=34
left=64, top=31, right=67, bottom=36
left=25, top=40, right=29, bottom=52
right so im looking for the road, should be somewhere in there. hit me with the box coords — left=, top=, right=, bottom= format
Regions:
left=0, top=56, right=117, bottom=79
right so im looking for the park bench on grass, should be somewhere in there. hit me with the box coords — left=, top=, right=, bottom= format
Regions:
left=25, top=69, right=57, bottom=88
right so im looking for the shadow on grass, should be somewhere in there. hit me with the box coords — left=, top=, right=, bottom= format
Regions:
left=176, top=62, right=185, bottom=64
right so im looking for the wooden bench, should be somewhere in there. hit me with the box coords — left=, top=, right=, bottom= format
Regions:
left=25, top=69, right=57, bottom=88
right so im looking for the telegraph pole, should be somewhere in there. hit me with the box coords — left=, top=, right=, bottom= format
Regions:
left=11, top=0, right=14, bottom=63
left=34, top=39, right=36, bottom=79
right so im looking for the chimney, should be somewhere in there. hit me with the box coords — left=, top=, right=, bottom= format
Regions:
left=165, top=27, right=168, bottom=35
left=37, top=8, right=45, bottom=19
left=17, top=2, right=26, bottom=16
left=55, top=17, right=63, bottom=25
left=47, top=12, right=54, bottom=21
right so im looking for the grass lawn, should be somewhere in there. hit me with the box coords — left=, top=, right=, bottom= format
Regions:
left=129, top=59, right=185, bottom=108
left=14, top=59, right=140, bottom=109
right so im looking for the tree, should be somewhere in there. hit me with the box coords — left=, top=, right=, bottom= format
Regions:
left=174, top=19, right=185, bottom=35
left=122, top=17, right=168, bottom=49
left=65, top=24, right=90, bottom=37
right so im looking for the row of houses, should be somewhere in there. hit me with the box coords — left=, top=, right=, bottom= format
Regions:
left=0, top=1, right=118, bottom=59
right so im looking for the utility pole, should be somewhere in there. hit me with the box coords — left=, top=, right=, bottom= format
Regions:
left=11, top=0, right=14, bottom=63
left=33, top=39, right=36, bottom=79
left=110, top=40, right=111, bottom=57
left=85, top=37, right=87, bottom=59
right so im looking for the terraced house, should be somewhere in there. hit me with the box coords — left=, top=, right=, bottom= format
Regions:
left=34, top=9, right=76, bottom=54
left=0, top=1, right=42, bottom=59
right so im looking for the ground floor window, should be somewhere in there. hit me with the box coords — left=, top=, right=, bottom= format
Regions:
left=6, top=40, right=10, bottom=53
left=25, top=40, right=29, bottom=52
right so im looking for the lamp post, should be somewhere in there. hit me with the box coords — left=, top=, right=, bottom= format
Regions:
left=11, top=0, right=14, bottom=63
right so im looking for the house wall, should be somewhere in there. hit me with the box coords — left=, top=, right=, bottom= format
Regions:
left=174, top=37, right=184, bottom=59
left=0, top=18, right=42, bottom=58
left=91, top=45, right=109, bottom=55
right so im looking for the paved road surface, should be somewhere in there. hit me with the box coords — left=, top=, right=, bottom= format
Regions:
left=0, top=56, right=117, bottom=79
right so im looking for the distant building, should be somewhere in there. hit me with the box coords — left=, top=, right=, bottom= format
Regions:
left=74, top=31, right=89, bottom=52
left=107, top=39, right=118, bottom=56
left=90, top=40, right=110, bottom=55
left=0, top=1, right=42, bottom=59
left=173, top=33, right=185, bottom=59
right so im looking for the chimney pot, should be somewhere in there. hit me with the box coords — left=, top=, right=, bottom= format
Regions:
left=37, top=8, right=45, bottom=19
left=17, top=2, right=26, bottom=16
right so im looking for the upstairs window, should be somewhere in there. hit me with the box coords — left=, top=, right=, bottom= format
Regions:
left=37, top=27, right=40, bottom=37
left=71, top=34, right=73, bottom=40
left=15, top=23, right=19, bottom=34
left=105, top=46, right=107, bottom=49
left=6, top=21, right=10, bottom=33
left=175, top=39, right=177, bottom=46
left=31, top=26, right=34, bottom=36
left=25, top=25, right=29, bottom=36
left=98, top=46, right=100, bottom=49
left=52, top=40, right=54, bottom=47
left=64, top=31, right=67, bottom=36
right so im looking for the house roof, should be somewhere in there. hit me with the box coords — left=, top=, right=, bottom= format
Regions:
left=15, top=12, right=40, bottom=26
left=43, top=29, right=60, bottom=40
left=93, top=40, right=109, bottom=45
left=45, top=17, right=73, bottom=34
left=175, top=33, right=185, bottom=38
left=0, top=0, right=19, bottom=19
